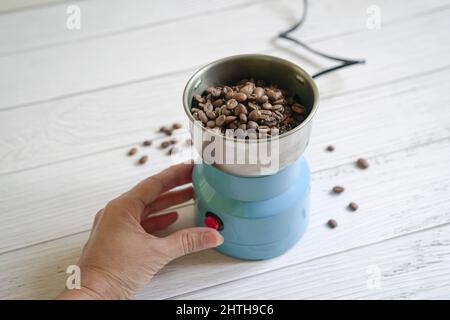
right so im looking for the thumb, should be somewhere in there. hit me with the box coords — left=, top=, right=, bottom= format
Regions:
left=162, top=227, right=224, bottom=259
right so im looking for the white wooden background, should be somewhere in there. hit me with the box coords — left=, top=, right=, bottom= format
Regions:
left=0, top=0, right=449, bottom=300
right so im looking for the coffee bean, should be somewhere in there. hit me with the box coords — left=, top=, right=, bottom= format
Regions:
left=240, top=84, right=254, bottom=95
left=168, top=147, right=178, bottom=155
left=207, top=87, right=221, bottom=98
left=348, top=202, right=359, bottom=211
left=326, top=145, right=335, bottom=152
left=193, top=95, right=204, bottom=103
left=253, top=87, right=264, bottom=98
left=138, top=155, right=148, bottom=165
left=234, top=92, right=248, bottom=102
left=248, top=109, right=261, bottom=121
left=247, top=121, right=258, bottom=130
left=235, top=104, right=247, bottom=115
left=127, top=147, right=137, bottom=156
left=206, top=120, right=216, bottom=128
left=266, top=89, right=282, bottom=101
left=159, top=126, right=169, bottom=133
left=262, top=102, right=272, bottom=110
left=327, top=219, right=338, bottom=229
left=356, top=158, right=369, bottom=169
left=172, top=122, right=182, bottom=130
left=198, top=110, right=208, bottom=124
left=332, top=186, right=344, bottom=194
left=142, top=140, right=152, bottom=147
left=206, top=110, right=217, bottom=120
left=225, top=116, right=237, bottom=124
left=226, top=99, right=238, bottom=110
left=213, top=99, right=224, bottom=108
left=216, top=115, right=226, bottom=127
left=160, top=141, right=171, bottom=149
left=292, top=103, right=306, bottom=114
left=170, top=139, right=177, bottom=144
left=256, top=95, right=269, bottom=104
left=239, top=113, right=247, bottom=123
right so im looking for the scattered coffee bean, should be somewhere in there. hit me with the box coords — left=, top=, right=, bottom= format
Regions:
left=142, top=140, right=152, bottom=147
left=356, top=158, right=369, bottom=169
left=332, top=186, right=345, bottom=194
left=127, top=147, right=137, bottom=156
left=170, top=139, right=177, bottom=145
left=326, top=145, right=335, bottom=152
left=190, top=79, right=309, bottom=138
left=160, top=141, right=171, bottom=149
left=348, top=202, right=359, bottom=211
left=138, top=155, right=148, bottom=165
left=327, top=219, right=338, bottom=229
left=168, top=146, right=178, bottom=155
left=172, top=122, right=182, bottom=130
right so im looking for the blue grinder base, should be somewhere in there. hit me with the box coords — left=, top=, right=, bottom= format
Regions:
left=193, top=157, right=310, bottom=260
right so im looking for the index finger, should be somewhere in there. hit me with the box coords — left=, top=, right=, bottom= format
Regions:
left=125, top=161, right=194, bottom=206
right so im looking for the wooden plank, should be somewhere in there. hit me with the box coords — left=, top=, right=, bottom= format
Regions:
left=1, top=67, right=450, bottom=252
left=1, top=139, right=449, bottom=299
left=0, top=0, right=448, bottom=109
left=1, top=17, right=450, bottom=175
left=173, top=224, right=450, bottom=300
left=0, top=0, right=261, bottom=55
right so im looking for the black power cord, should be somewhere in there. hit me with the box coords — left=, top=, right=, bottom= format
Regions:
left=278, top=0, right=366, bottom=78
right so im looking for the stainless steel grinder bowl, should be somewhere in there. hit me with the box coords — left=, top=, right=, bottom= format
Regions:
left=183, top=54, right=319, bottom=176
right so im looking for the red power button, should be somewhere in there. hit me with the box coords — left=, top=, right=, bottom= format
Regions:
left=204, top=213, right=223, bottom=230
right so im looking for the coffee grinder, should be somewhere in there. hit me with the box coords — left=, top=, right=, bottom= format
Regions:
left=183, top=54, right=319, bottom=260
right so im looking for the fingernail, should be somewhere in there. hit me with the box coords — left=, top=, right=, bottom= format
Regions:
left=204, top=231, right=224, bottom=247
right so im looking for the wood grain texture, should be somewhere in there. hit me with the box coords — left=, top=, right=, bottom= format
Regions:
left=1, top=0, right=450, bottom=300
left=0, top=0, right=266, bottom=55
left=0, top=0, right=449, bottom=109
left=1, top=67, right=450, bottom=253
left=1, top=12, right=450, bottom=174
left=1, top=138, right=449, bottom=299
left=174, top=224, right=450, bottom=300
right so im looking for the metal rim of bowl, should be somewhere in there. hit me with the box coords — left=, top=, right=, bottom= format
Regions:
left=182, top=54, right=320, bottom=143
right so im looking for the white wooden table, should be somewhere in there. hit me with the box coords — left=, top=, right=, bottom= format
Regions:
left=1, top=0, right=449, bottom=300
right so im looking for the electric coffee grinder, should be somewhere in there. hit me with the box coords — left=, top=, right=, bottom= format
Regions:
left=183, top=54, right=319, bottom=260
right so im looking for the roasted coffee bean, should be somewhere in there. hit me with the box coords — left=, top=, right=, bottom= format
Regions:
left=138, top=155, right=148, bottom=165
left=207, top=87, right=221, bottom=98
left=272, top=104, right=283, bottom=111
left=326, top=145, right=335, bottom=152
left=253, top=87, right=264, bottom=98
left=262, top=102, right=272, bottom=110
left=234, top=92, right=248, bottom=102
left=292, top=103, right=306, bottom=114
left=206, top=110, right=217, bottom=120
left=238, top=123, right=247, bottom=130
left=240, top=84, right=254, bottom=95
left=198, top=110, right=208, bottom=124
left=332, top=186, right=345, bottom=194
left=256, top=95, right=269, bottom=104
left=247, top=102, right=258, bottom=111
left=225, top=116, right=237, bottom=124
left=213, top=99, right=224, bottom=108
left=206, top=120, right=216, bottom=128
left=160, top=141, right=171, bottom=149
left=127, top=147, right=137, bottom=156
left=172, top=122, right=182, bottom=130
left=168, top=146, right=179, bottom=155
left=142, top=140, right=152, bottom=147
left=247, top=121, right=258, bottom=130
left=266, top=89, right=282, bottom=101
left=226, top=99, right=238, bottom=109
left=193, top=95, right=204, bottom=103
left=356, top=158, right=369, bottom=169
left=348, top=202, right=359, bottom=211
left=202, top=102, right=214, bottom=112
left=235, top=104, right=247, bottom=115
left=225, top=91, right=235, bottom=100
left=239, top=113, right=247, bottom=123
left=159, top=126, right=169, bottom=133
left=327, top=219, right=338, bottom=229
left=216, top=115, right=226, bottom=127
left=248, top=109, right=261, bottom=121
left=170, top=139, right=177, bottom=144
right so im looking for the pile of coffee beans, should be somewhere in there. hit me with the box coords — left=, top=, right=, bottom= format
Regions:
left=190, top=79, right=308, bottom=138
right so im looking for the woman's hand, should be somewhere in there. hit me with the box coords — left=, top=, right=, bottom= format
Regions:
left=57, top=162, right=223, bottom=300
